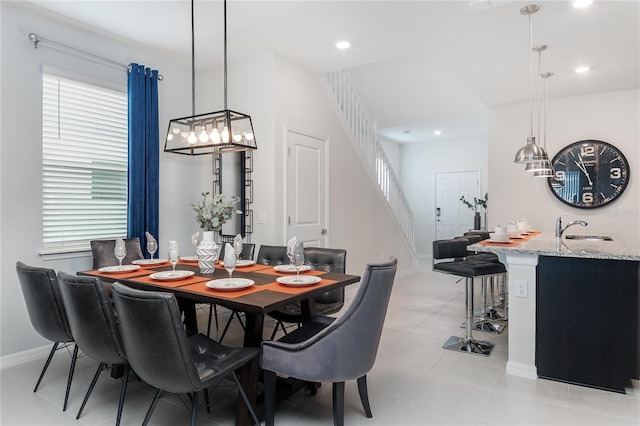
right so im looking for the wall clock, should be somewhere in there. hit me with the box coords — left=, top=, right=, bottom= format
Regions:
left=547, top=140, right=630, bottom=209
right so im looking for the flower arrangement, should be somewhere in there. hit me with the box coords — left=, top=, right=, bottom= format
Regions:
left=192, top=192, right=241, bottom=231
left=460, top=193, right=488, bottom=213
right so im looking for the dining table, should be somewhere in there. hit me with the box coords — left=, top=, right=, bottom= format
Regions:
left=80, top=257, right=361, bottom=426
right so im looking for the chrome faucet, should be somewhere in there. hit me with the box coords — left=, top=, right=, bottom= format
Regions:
left=555, top=215, right=588, bottom=238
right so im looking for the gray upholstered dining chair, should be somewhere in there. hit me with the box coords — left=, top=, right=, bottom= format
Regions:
left=15, top=261, right=79, bottom=412
left=111, top=282, right=260, bottom=426
left=261, top=257, right=397, bottom=426
left=268, top=247, right=347, bottom=339
left=57, top=272, right=130, bottom=426
left=90, top=237, right=144, bottom=269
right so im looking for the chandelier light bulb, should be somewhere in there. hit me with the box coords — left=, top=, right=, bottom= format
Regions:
left=199, top=129, right=209, bottom=143
left=167, top=133, right=174, bottom=141
left=187, top=130, right=197, bottom=144
left=245, top=132, right=254, bottom=141
left=181, top=131, right=188, bottom=138
left=172, top=127, right=181, bottom=134
left=209, top=128, right=221, bottom=144
left=221, top=127, right=230, bottom=143
left=233, top=133, right=242, bottom=142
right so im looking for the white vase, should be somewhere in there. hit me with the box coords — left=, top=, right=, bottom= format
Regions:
left=196, top=230, right=219, bottom=274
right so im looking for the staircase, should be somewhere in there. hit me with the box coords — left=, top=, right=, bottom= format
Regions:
left=321, top=70, right=415, bottom=250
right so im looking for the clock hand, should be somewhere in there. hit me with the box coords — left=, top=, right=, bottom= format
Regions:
left=576, top=155, right=593, bottom=186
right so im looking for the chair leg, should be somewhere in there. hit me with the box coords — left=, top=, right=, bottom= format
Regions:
left=203, top=388, right=210, bottom=414
left=115, top=364, right=130, bottom=426
left=190, top=391, right=199, bottom=426
left=207, top=304, right=213, bottom=337
left=357, top=375, right=372, bottom=418
left=332, top=382, right=345, bottom=426
left=219, top=312, right=234, bottom=343
left=77, top=362, right=106, bottom=419
left=34, top=342, right=58, bottom=392
left=263, top=370, right=277, bottom=426
left=63, top=344, right=79, bottom=411
left=142, top=389, right=163, bottom=426
left=231, top=372, right=260, bottom=426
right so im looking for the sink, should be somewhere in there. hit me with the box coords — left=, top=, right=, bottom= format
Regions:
left=565, top=235, right=613, bottom=241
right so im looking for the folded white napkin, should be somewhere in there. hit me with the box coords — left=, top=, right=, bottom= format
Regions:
left=168, top=240, right=179, bottom=255
left=287, top=236, right=297, bottom=258
left=115, top=237, right=126, bottom=250
left=223, top=243, right=235, bottom=265
left=233, top=234, right=243, bottom=254
left=191, top=232, right=200, bottom=251
left=145, top=231, right=157, bottom=245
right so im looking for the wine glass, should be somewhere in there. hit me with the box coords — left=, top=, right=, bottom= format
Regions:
left=147, top=239, right=157, bottom=260
left=168, top=245, right=179, bottom=274
left=234, top=240, right=243, bottom=262
left=224, top=245, right=236, bottom=284
left=114, top=239, right=126, bottom=269
left=286, top=244, right=295, bottom=267
left=293, top=252, right=305, bottom=282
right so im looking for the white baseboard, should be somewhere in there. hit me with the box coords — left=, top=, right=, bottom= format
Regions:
left=0, top=344, right=52, bottom=370
left=506, top=361, right=538, bottom=380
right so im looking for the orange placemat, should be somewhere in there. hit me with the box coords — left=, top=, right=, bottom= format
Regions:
left=83, top=268, right=150, bottom=280
left=128, top=274, right=209, bottom=288
left=478, top=240, right=522, bottom=247
left=261, top=278, right=338, bottom=295
left=180, top=280, right=266, bottom=298
left=259, top=268, right=326, bottom=277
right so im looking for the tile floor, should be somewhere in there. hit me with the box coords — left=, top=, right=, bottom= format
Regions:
left=1, top=266, right=639, bottom=425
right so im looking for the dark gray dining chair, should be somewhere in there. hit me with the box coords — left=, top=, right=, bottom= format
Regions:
left=261, top=257, right=397, bottom=426
left=57, top=272, right=129, bottom=426
left=90, top=237, right=144, bottom=269
left=15, top=261, right=79, bottom=412
left=268, top=247, right=347, bottom=339
left=111, top=282, right=260, bottom=426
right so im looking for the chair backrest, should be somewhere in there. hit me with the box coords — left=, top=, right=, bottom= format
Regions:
left=464, top=230, right=490, bottom=241
left=110, top=282, right=202, bottom=394
left=16, top=261, right=73, bottom=344
left=218, top=242, right=255, bottom=260
left=256, top=245, right=289, bottom=265
left=432, top=238, right=469, bottom=261
left=303, top=247, right=347, bottom=304
left=262, top=257, right=397, bottom=382
left=90, top=237, right=144, bottom=269
left=57, top=272, right=126, bottom=366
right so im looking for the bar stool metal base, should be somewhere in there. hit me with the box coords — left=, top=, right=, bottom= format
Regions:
left=461, top=320, right=505, bottom=334
left=443, top=335, right=494, bottom=357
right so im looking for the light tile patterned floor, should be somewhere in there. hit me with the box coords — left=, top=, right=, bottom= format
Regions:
left=2, top=266, right=638, bottom=425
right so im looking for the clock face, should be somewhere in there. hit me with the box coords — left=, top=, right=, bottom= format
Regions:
left=548, top=140, right=630, bottom=209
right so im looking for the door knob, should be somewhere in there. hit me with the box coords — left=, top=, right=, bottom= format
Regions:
left=321, top=228, right=327, bottom=235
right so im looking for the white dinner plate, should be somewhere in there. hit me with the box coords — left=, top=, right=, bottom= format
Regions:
left=179, top=256, right=199, bottom=263
left=273, top=264, right=312, bottom=273
left=148, top=270, right=195, bottom=281
left=276, top=275, right=321, bottom=286
left=205, top=278, right=255, bottom=291
left=132, top=258, right=168, bottom=265
left=220, top=260, right=256, bottom=268
left=487, top=238, right=510, bottom=243
left=98, top=265, right=141, bottom=273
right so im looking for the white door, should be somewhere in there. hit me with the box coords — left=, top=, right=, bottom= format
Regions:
left=285, top=128, right=328, bottom=248
left=435, top=171, right=479, bottom=240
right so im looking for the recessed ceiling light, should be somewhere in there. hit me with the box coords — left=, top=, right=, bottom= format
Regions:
left=336, top=41, right=351, bottom=50
left=572, top=0, right=594, bottom=8
left=575, top=65, right=590, bottom=73
left=433, top=130, right=442, bottom=136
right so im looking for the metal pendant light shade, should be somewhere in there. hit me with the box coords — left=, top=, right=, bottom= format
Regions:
left=514, top=4, right=546, bottom=164
left=164, top=0, right=257, bottom=155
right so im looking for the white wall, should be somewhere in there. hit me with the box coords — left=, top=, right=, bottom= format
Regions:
left=401, top=136, right=488, bottom=256
left=489, top=90, right=639, bottom=243
left=0, top=2, right=197, bottom=356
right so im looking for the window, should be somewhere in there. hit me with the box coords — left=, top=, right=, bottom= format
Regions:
left=42, top=73, right=128, bottom=254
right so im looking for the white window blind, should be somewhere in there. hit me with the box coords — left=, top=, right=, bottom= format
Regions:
left=42, top=73, right=128, bottom=254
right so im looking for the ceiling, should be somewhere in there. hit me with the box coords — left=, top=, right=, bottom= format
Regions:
left=24, top=0, right=640, bottom=144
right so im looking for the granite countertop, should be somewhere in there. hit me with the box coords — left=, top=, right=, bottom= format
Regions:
left=468, top=232, right=640, bottom=261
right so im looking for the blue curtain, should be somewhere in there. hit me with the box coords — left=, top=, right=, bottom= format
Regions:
left=127, top=63, right=159, bottom=254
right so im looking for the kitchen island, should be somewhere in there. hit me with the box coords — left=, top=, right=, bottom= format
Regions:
left=469, top=232, right=640, bottom=393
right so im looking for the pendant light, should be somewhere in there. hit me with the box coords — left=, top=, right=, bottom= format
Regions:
left=526, top=44, right=553, bottom=174
left=514, top=4, right=549, bottom=164
left=534, top=72, right=555, bottom=178
left=164, top=0, right=257, bottom=156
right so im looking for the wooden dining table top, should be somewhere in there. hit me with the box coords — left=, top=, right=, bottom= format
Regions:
left=80, top=259, right=361, bottom=318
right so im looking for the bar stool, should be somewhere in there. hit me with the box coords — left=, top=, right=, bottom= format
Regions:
left=432, top=238, right=507, bottom=356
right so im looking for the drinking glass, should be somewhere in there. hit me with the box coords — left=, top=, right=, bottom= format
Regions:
left=234, top=240, right=243, bottom=262
left=293, top=252, right=305, bottom=282
left=286, top=244, right=295, bottom=267
left=224, top=251, right=236, bottom=283
left=168, top=247, right=179, bottom=274
left=147, top=239, right=157, bottom=260
left=114, top=240, right=126, bottom=269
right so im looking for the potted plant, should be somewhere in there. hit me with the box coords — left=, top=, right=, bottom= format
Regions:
left=191, top=192, right=241, bottom=273
left=460, top=193, right=488, bottom=230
